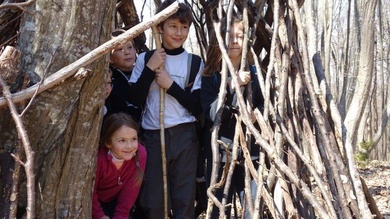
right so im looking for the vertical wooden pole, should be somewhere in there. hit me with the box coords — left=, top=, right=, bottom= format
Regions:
left=152, top=25, right=169, bottom=219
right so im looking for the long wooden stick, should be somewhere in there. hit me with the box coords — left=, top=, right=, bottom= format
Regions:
left=0, top=2, right=179, bottom=107
left=152, top=20, right=169, bottom=219
left=151, top=3, right=180, bottom=219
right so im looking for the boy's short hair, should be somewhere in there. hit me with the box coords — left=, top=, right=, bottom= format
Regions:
left=156, top=0, right=193, bottom=27
left=111, top=29, right=135, bottom=43
left=110, top=28, right=135, bottom=54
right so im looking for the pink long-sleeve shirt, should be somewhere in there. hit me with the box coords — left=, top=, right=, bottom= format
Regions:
left=92, top=145, right=147, bottom=219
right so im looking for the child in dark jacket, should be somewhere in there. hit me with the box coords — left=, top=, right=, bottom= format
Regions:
left=105, top=29, right=142, bottom=122
left=201, top=16, right=263, bottom=218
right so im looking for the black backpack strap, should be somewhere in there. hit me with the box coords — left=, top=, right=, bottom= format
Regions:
left=185, top=54, right=202, bottom=92
left=185, top=53, right=193, bottom=86
left=144, top=50, right=155, bottom=65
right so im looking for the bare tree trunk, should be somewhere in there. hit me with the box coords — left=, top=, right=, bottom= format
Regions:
left=0, top=0, right=115, bottom=217
left=323, top=0, right=333, bottom=92
left=338, top=0, right=352, bottom=119
left=368, top=0, right=388, bottom=159
left=343, top=0, right=378, bottom=217
left=116, top=0, right=148, bottom=53
left=344, top=0, right=378, bottom=150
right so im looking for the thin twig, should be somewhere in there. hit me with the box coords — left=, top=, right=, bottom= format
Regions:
left=0, top=75, right=36, bottom=219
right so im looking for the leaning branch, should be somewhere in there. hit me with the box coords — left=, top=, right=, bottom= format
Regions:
left=0, top=1, right=179, bottom=107
left=0, top=74, right=36, bottom=219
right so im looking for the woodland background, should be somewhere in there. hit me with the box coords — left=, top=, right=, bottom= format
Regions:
left=0, top=0, right=389, bottom=218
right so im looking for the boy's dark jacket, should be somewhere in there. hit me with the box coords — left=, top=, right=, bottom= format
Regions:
left=105, top=65, right=142, bottom=122
left=201, top=66, right=264, bottom=158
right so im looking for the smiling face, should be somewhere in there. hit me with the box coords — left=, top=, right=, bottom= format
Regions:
left=105, top=125, right=138, bottom=161
left=228, top=22, right=244, bottom=63
left=110, top=41, right=136, bottom=71
left=160, top=18, right=189, bottom=50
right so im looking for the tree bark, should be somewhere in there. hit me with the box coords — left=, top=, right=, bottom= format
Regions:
left=343, top=0, right=378, bottom=218
left=116, top=0, right=148, bottom=53
left=1, top=0, right=115, bottom=217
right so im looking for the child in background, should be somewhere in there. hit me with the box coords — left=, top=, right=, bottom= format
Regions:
left=106, top=29, right=142, bottom=123
left=92, top=113, right=147, bottom=219
left=129, top=0, right=204, bottom=218
left=201, top=16, right=263, bottom=218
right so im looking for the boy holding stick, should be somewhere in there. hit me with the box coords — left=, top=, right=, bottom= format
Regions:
left=129, top=0, right=204, bottom=218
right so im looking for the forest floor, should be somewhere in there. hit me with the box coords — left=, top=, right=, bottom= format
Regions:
left=359, top=160, right=390, bottom=218
left=197, top=160, right=390, bottom=218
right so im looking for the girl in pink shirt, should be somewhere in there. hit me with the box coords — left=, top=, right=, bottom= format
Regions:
left=93, top=113, right=147, bottom=219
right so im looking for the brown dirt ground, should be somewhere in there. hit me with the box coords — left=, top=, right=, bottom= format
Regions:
left=197, top=161, right=390, bottom=218
left=359, top=160, right=390, bottom=218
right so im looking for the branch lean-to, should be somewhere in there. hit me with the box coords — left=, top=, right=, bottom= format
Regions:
left=0, top=1, right=180, bottom=107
